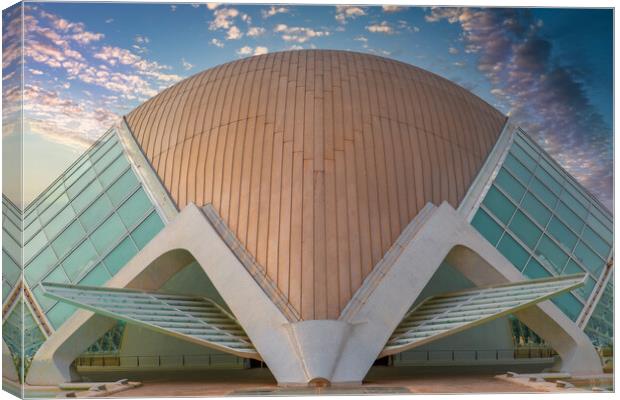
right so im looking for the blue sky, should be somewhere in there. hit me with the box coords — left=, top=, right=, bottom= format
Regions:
left=2, top=3, right=613, bottom=209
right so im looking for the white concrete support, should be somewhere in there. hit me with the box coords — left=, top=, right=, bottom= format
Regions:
left=330, top=202, right=602, bottom=383
left=2, top=340, right=19, bottom=382
left=27, top=202, right=602, bottom=386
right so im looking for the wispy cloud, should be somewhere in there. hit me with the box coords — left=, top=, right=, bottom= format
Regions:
left=247, top=26, right=266, bottom=37
left=210, top=38, right=224, bottom=48
left=426, top=7, right=613, bottom=208
left=274, top=24, right=329, bottom=43
left=236, top=45, right=268, bottom=56
left=181, top=58, right=194, bottom=71
left=261, top=6, right=289, bottom=18
left=335, top=6, right=366, bottom=24
left=366, top=21, right=395, bottom=34
left=382, top=5, right=407, bottom=13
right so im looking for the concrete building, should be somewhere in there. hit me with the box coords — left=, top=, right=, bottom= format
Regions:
left=2, top=50, right=613, bottom=387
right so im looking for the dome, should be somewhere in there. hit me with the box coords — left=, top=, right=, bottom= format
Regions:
left=125, top=50, right=507, bottom=320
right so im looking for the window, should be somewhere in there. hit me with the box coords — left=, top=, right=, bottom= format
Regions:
left=90, top=214, right=127, bottom=254
left=483, top=186, right=516, bottom=224
left=497, top=233, right=529, bottom=270
left=24, top=230, right=48, bottom=263
left=547, top=217, right=577, bottom=252
left=44, top=204, right=76, bottom=240
left=529, top=178, right=557, bottom=210
left=131, top=211, right=164, bottom=249
left=581, top=226, right=611, bottom=259
left=107, top=170, right=140, bottom=206
left=560, top=190, right=588, bottom=219
left=494, top=168, right=526, bottom=202
left=99, top=156, right=129, bottom=187
left=535, top=235, right=568, bottom=273
left=62, top=240, right=99, bottom=281
left=503, top=153, right=532, bottom=184
left=103, top=237, right=138, bottom=275
left=117, top=188, right=152, bottom=229
left=508, top=211, right=542, bottom=250
left=534, top=167, right=562, bottom=195
left=51, top=220, right=86, bottom=259
left=522, top=258, right=551, bottom=279
left=47, top=303, right=77, bottom=330
left=555, top=201, right=584, bottom=234
left=79, top=263, right=112, bottom=286
left=573, top=241, right=605, bottom=277
left=510, top=141, right=538, bottom=170
left=79, top=195, right=113, bottom=232
left=24, top=247, right=57, bottom=287
left=586, top=213, right=613, bottom=245
left=563, top=259, right=585, bottom=275
left=520, top=192, right=551, bottom=227
left=66, top=169, right=96, bottom=199
left=552, top=293, right=583, bottom=321
left=71, top=179, right=103, bottom=213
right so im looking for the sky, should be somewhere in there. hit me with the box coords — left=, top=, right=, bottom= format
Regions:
left=1, top=3, right=613, bottom=210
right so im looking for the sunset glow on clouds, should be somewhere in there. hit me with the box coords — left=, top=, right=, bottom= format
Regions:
left=2, top=3, right=613, bottom=210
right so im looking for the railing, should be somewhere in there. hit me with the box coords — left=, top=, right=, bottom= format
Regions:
left=74, top=353, right=248, bottom=369
left=392, top=347, right=557, bottom=364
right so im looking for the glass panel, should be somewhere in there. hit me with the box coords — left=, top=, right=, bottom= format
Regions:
left=39, top=193, right=69, bottom=225
left=522, top=258, right=551, bottom=279
left=539, top=158, right=565, bottom=188
left=51, top=220, right=86, bottom=260
left=93, top=142, right=123, bottom=173
left=2, top=229, right=20, bottom=263
left=108, top=170, right=139, bottom=206
left=529, top=177, right=557, bottom=209
left=559, top=190, right=588, bottom=219
left=534, top=167, right=562, bottom=195
left=43, top=265, right=69, bottom=284
left=117, top=188, right=152, bottom=229
left=586, top=213, right=613, bottom=245
left=494, top=168, right=526, bottom=202
left=552, top=293, right=582, bottom=321
left=547, top=216, right=577, bottom=252
left=563, top=259, right=585, bottom=275
left=99, top=156, right=129, bottom=187
left=23, top=218, right=41, bottom=243
left=573, top=241, right=605, bottom=277
left=24, top=247, right=57, bottom=287
left=66, top=168, right=96, bottom=199
left=535, top=235, right=568, bottom=273
left=44, top=204, right=76, bottom=240
left=496, top=233, right=529, bottom=270
left=71, top=179, right=103, bottom=213
left=589, top=206, right=612, bottom=231
left=555, top=201, right=584, bottom=234
left=503, top=153, right=531, bottom=184
left=46, top=303, right=77, bottom=330
left=32, top=285, right=57, bottom=312
left=90, top=135, right=118, bottom=164
left=79, top=263, right=112, bottom=286
left=37, top=183, right=65, bottom=215
left=578, top=276, right=596, bottom=301
left=520, top=192, right=551, bottom=227
left=63, top=158, right=92, bottom=190
left=103, top=237, right=138, bottom=275
left=131, top=211, right=164, bottom=249
left=79, top=195, right=113, bottom=232
left=471, top=209, right=503, bottom=246
left=507, top=210, right=542, bottom=249
left=510, top=141, right=537, bottom=170
left=581, top=226, right=611, bottom=259
left=90, top=214, right=127, bottom=254
left=483, top=186, right=516, bottom=224
left=62, top=240, right=99, bottom=281
left=24, top=230, right=47, bottom=263
left=2, top=251, right=21, bottom=286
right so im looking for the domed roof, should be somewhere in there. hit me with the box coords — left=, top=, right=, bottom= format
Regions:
left=125, top=50, right=506, bottom=320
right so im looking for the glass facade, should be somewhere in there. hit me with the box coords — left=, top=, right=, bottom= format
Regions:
left=2, top=196, right=22, bottom=302
left=584, top=279, right=613, bottom=346
left=471, top=130, right=613, bottom=326
left=2, top=300, right=46, bottom=380
left=20, top=129, right=165, bottom=330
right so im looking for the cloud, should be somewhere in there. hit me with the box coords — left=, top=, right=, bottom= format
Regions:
left=226, top=26, right=243, bottom=40
left=210, top=38, right=224, bottom=48
left=170, top=5, right=177, bottom=12
left=247, top=27, right=266, bottom=37
left=366, top=21, right=395, bottom=34
left=236, top=45, right=268, bottom=56
left=71, top=31, right=104, bottom=44
left=448, top=47, right=459, bottom=54
left=105, top=18, right=114, bottom=23
left=209, top=7, right=239, bottom=30
left=335, top=6, right=366, bottom=24
left=29, top=69, right=44, bottom=75
left=206, top=3, right=220, bottom=10
left=181, top=58, right=194, bottom=71
left=274, top=24, right=330, bottom=43
left=262, top=6, right=289, bottom=18
left=426, top=7, right=613, bottom=208
left=382, top=5, right=407, bottom=13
